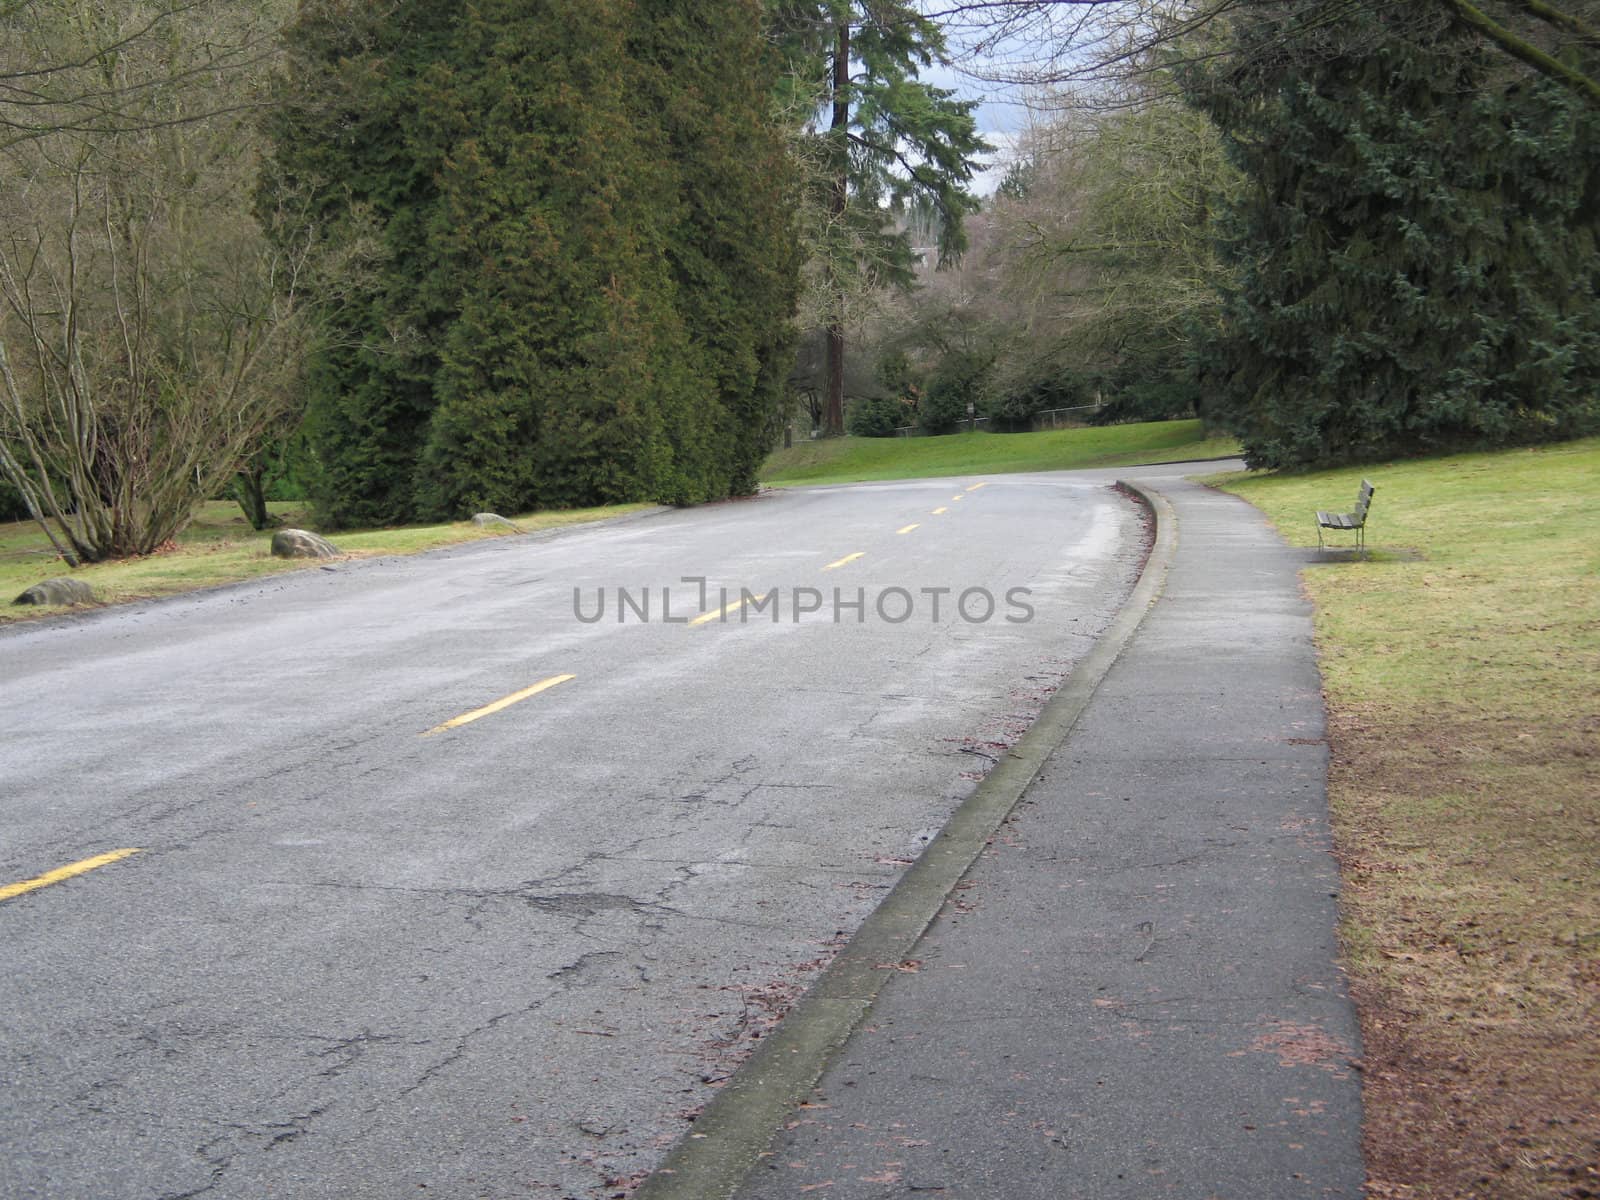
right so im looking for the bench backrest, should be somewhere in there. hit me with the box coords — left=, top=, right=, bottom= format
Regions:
left=1354, top=479, right=1375, bottom=520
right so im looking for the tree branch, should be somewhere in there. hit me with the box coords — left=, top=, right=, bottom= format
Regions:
left=1502, top=0, right=1600, bottom=46
left=1445, top=0, right=1600, bottom=103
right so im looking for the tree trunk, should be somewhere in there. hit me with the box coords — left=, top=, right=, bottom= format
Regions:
left=825, top=317, right=846, bottom=437
left=825, top=14, right=850, bottom=438
left=234, top=467, right=274, bottom=531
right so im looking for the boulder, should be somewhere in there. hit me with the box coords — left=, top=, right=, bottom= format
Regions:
left=270, top=528, right=340, bottom=560
left=14, top=576, right=96, bottom=606
left=472, top=512, right=522, bottom=531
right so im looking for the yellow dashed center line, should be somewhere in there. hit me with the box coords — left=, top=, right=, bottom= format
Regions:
left=821, top=552, right=864, bottom=572
left=896, top=524, right=920, bottom=535
left=691, top=592, right=768, bottom=626
left=423, top=674, right=575, bottom=736
left=951, top=494, right=964, bottom=502
left=0, top=848, right=142, bottom=904
left=931, top=506, right=948, bottom=515
left=965, top=482, right=988, bottom=492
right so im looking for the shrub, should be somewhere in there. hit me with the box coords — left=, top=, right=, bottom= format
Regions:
left=847, top=395, right=907, bottom=437
left=919, top=352, right=990, bottom=435
left=984, top=374, right=1089, bottom=432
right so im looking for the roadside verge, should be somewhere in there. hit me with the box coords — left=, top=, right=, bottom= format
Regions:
left=0, top=503, right=669, bottom=633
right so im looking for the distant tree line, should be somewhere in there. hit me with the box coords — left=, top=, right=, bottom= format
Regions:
left=840, top=0, right=1599, bottom=468
left=5, top=0, right=1598, bottom=557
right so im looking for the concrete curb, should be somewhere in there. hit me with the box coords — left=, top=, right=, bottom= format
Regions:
left=633, top=480, right=1180, bottom=1200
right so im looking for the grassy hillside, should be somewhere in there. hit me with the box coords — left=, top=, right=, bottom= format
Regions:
left=1215, top=438, right=1600, bottom=1200
left=761, top=419, right=1238, bottom=487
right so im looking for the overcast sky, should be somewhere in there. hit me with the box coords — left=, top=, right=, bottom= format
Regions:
left=920, top=1, right=1128, bottom=194
left=924, top=58, right=1047, bottom=195
left=957, top=75, right=1032, bottom=194
left=920, top=6, right=1057, bottom=195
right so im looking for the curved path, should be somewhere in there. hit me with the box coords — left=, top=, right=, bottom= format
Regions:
left=2, top=473, right=1146, bottom=1199
left=704, top=471, right=1365, bottom=1200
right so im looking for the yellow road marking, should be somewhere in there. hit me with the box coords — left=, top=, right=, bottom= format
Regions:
left=821, top=552, right=864, bottom=572
left=691, top=592, right=768, bottom=626
left=932, top=506, right=948, bottom=515
left=951, top=495, right=964, bottom=502
left=896, top=524, right=920, bottom=535
left=0, top=848, right=142, bottom=904
left=965, top=482, right=988, bottom=492
left=423, top=674, right=575, bottom=736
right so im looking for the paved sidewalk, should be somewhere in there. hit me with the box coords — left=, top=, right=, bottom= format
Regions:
left=730, top=477, right=1365, bottom=1199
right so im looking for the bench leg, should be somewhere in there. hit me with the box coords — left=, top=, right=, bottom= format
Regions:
left=1316, top=521, right=1369, bottom=555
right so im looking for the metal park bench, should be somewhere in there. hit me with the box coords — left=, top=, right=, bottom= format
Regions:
left=1316, top=479, right=1375, bottom=552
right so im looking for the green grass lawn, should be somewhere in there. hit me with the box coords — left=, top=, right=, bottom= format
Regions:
left=1213, top=437, right=1600, bottom=1200
left=761, top=418, right=1239, bottom=486
left=1, top=499, right=650, bottom=623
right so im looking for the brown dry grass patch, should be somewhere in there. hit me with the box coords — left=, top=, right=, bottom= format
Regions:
left=1219, top=439, right=1600, bottom=1199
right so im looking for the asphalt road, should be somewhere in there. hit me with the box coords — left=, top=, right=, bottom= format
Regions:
left=1, top=473, right=1147, bottom=1199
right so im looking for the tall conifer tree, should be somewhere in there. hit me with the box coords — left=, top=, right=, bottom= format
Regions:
left=415, top=0, right=690, bottom=514
left=631, top=1, right=803, bottom=494
left=771, top=1, right=989, bottom=436
left=1187, top=4, right=1600, bottom=467
left=264, top=1, right=456, bottom=526
left=266, top=0, right=798, bottom=524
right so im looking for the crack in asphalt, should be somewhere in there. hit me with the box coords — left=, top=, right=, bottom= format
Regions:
left=394, top=995, right=558, bottom=1101
left=306, top=1031, right=406, bottom=1080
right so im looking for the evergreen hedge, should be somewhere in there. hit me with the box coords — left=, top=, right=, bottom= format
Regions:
left=267, top=0, right=798, bottom=525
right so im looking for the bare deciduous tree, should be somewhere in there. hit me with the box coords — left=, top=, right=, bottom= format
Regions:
left=0, top=0, right=280, bottom=148
left=0, top=0, right=304, bottom=564
left=989, top=94, right=1234, bottom=374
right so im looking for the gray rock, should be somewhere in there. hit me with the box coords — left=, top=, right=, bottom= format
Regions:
left=270, top=528, right=340, bottom=560
left=14, top=576, right=96, bottom=606
left=472, top=512, right=522, bottom=531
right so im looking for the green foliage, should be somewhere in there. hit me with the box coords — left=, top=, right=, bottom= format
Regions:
left=233, top=426, right=313, bottom=530
left=874, top=349, right=918, bottom=401
left=267, top=0, right=798, bottom=525
left=410, top=1, right=688, bottom=517
left=1090, top=365, right=1200, bottom=427
left=264, top=1, right=454, bottom=527
left=0, top=474, right=27, bottom=522
left=847, top=395, right=907, bottom=437
left=984, top=373, right=1087, bottom=432
left=1187, top=5, right=1600, bottom=469
left=996, top=159, right=1034, bottom=202
left=770, top=0, right=990, bottom=433
left=638, top=1, right=803, bottom=497
left=846, top=347, right=919, bottom=435
left=919, top=351, right=989, bottom=434
left=773, top=0, right=989, bottom=270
